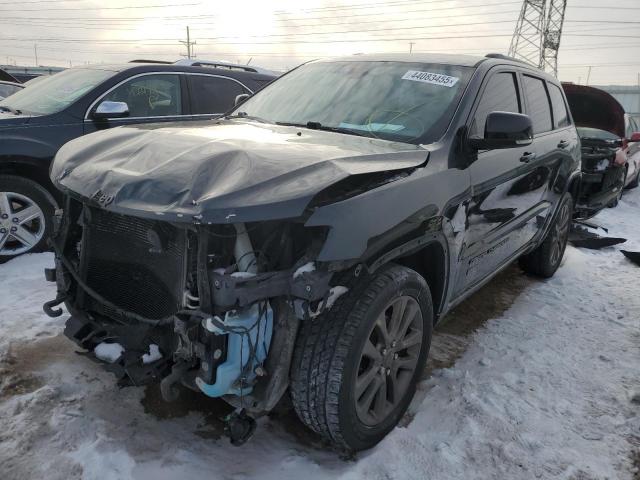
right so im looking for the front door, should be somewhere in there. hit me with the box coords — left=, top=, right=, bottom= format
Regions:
left=84, top=73, right=185, bottom=134
left=454, top=70, right=554, bottom=294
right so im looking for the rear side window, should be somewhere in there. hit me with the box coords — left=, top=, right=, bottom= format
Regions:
left=188, top=75, right=249, bottom=114
left=523, top=75, right=553, bottom=134
left=548, top=83, right=571, bottom=128
left=471, top=72, right=520, bottom=137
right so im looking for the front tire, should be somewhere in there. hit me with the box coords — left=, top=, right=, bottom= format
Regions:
left=0, top=175, right=55, bottom=261
left=290, top=264, right=433, bottom=451
left=519, top=193, right=573, bottom=278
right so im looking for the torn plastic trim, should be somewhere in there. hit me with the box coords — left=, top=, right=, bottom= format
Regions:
left=210, top=267, right=333, bottom=310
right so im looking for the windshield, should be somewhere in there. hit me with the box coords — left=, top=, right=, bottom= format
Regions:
left=233, top=61, right=473, bottom=145
left=0, top=83, right=22, bottom=100
left=0, top=68, right=114, bottom=115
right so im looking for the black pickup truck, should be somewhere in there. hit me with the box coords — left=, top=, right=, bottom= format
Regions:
left=46, top=53, right=581, bottom=451
left=0, top=61, right=276, bottom=259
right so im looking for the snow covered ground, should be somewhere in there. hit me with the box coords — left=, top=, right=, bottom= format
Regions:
left=1, top=189, right=639, bottom=480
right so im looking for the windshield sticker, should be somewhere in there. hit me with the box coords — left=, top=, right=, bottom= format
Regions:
left=402, top=70, right=459, bottom=88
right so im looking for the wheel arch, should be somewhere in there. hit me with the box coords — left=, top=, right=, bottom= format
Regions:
left=0, top=156, right=60, bottom=206
left=566, top=171, right=581, bottom=203
left=366, top=234, right=449, bottom=323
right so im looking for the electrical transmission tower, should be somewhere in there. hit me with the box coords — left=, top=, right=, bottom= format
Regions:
left=509, top=0, right=567, bottom=76
left=541, top=0, right=568, bottom=75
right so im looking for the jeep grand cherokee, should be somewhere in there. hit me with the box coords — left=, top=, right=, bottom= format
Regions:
left=45, top=53, right=581, bottom=451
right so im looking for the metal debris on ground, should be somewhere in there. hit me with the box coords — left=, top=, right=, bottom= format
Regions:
left=569, top=222, right=626, bottom=250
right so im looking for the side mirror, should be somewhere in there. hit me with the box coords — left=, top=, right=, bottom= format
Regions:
left=235, top=93, right=251, bottom=106
left=92, top=101, right=129, bottom=120
left=470, top=111, right=533, bottom=150
left=630, top=132, right=640, bottom=143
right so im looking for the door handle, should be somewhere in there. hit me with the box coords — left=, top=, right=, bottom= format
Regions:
left=520, top=152, right=537, bottom=163
left=557, top=140, right=570, bottom=149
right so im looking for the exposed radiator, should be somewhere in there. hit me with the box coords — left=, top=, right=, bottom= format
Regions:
left=82, top=207, right=187, bottom=320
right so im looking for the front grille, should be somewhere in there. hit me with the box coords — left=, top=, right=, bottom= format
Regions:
left=82, top=207, right=187, bottom=320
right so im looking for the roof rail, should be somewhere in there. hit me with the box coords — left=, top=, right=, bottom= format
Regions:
left=129, top=59, right=173, bottom=64
left=485, top=53, right=533, bottom=66
left=173, top=58, right=278, bottom=76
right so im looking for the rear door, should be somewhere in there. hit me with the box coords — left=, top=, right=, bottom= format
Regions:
left=84, top=73, right=186, bottom=133
left=455, top=69, right=554, bottom=293
left=185, top=74, right=252, bottom=120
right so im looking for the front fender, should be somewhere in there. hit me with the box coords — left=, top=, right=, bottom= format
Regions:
left=305, top=167, right=470, bottom=262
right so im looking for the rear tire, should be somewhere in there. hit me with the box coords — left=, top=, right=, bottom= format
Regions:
left=519, top=193, right=573, bottom=278
left=290, top=264, right=433, bottom=451
left=627, top=166, right=640, bottom=189
left=0, top=175, right=55, bottom=261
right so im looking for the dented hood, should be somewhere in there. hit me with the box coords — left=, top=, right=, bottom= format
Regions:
left=52, top=119, right=428, bottom=223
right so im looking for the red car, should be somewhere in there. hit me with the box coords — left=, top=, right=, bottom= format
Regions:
left=563, top=83, right=640, bottom=216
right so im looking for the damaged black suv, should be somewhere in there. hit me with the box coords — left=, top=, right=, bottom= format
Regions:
left=45, top=53, right=580, bottom=451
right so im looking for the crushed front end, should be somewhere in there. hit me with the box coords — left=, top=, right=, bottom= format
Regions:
left=45, top=196, right=342, bottom=432
left=575, top=137, right=626, bottom=218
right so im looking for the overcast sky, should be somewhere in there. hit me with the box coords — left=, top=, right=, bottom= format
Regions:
left=1, top=0, right=639, bottom=85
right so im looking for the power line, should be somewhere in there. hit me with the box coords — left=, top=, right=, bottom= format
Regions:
left=0, top=8, right=522, bottom=30
left=0, top=2, right=200, bottom=12
left=0, top=1, right=523, bottom=21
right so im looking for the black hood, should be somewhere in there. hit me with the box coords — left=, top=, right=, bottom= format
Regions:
left=52, top=119, right=428, bottom=223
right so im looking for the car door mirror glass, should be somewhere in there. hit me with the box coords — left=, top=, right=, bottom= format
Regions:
left=470, top=111, right=533, bottom=150
left=93, top=101, right=130, bottom=119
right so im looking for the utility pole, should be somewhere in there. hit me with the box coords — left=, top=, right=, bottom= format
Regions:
left=179, top=26, right=196, bottom=59
left=586, top=66, right=592, bottom=86
left=409, top=42, right=415, bottom=54
left=34, top=44, right=38, bottom=66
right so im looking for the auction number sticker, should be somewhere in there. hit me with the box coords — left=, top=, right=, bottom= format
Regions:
left=402, top=70, right=459, bottom=87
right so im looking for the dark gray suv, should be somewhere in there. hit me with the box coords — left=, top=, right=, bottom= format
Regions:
left=0, top=60, right=276, bottom=260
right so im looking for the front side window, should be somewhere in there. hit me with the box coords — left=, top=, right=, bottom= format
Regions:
left=523, top=75, right=553, bottom=135
left=102, top=74, right=182, bottom=118
left=233, top=61, right=474, bottom=145
left=189, top=75, right=248, bottom=114
left=471, top=72, right=520, bottom=137
left=548, top=83, right=571, bottom=129
left=0, top=68, right=113, bottom=115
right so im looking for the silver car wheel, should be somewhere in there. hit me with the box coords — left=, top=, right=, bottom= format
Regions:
left=0, top=191, right=46, bottom=256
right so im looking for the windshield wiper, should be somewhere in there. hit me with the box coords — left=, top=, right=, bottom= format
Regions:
left=0, top=105, right=22, bottom=115
left=225, top=112, right=269, bottom=123
left=276, top=121, right=368, bottom=138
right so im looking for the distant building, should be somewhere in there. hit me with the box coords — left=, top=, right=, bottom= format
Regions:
left=594, top=85, right=640, bottom=117
left=0, top=65, right=66, bottom=83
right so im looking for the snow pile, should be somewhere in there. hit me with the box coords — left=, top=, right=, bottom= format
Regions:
left=0, top=253, right=61, bottom=349
left=142, top=344, right=162, bottom=365
left=0, top=190, right=639, bottom=479
left=94, top=343, right=124, bottom=364
left=293, top=262, right=316, bottom=279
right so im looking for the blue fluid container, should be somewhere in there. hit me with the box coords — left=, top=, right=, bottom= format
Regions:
left=196, top=303, right=273, bottom=398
